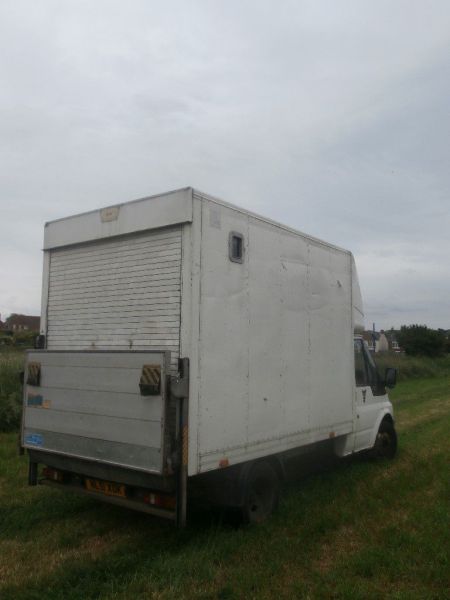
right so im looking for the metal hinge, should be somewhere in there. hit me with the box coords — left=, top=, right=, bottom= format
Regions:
left=171, top=358, right=190, bottom=399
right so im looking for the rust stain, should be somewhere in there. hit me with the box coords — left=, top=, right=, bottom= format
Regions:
left=182, top=424, right=188, bottom=466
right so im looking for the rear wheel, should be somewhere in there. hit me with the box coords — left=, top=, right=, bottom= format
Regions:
left=372, top=420, right=397, bottom=459
left=241, top=461, right=280, bottom=524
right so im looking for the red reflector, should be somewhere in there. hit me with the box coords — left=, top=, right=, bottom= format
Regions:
left=42, top=467, right=63, bottom=482
left=144, top=492, right=176, bottom=510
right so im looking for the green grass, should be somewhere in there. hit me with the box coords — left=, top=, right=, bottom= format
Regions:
left=374, top=352, right=450, bottom=381
left=0, top=373, right=449, bottom=599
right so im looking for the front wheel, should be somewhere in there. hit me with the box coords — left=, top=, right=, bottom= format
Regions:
left=371, top=420, right=397, bottom=459
left=241, top=461, right=280, bottom=525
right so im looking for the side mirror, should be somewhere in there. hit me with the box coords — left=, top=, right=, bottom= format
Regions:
left=385, top=367, right=397, bottom=389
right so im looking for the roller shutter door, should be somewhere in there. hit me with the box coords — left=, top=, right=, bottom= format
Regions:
left=47, top=226, right=182, bottom=372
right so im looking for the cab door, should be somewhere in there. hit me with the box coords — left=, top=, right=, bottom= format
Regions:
left=353, top=339, right=384, bottom=451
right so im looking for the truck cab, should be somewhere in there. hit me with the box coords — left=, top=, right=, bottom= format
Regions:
left=335, top=336, right=397, bottom=458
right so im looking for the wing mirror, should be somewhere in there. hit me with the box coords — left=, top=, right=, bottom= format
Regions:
left=385, top=367, right=397, bottom=389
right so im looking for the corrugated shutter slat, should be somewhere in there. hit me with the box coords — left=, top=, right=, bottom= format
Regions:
left=47, top=226, right=182, bottom=372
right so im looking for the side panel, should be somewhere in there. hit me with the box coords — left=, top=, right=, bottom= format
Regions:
left=351, top=254, right=365, bottom=333
left=196, top=201, right=250, bottom=470
left=308, top=245, right=353, bottom=432
left=22, top=351, right=169, bottom=473
left=247, top=221, right=310, bottom=446
left=196, top=196, right=353, bottom=473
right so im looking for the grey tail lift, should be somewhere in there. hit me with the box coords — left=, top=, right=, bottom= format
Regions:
left=171, top=357, right=189, bottom=528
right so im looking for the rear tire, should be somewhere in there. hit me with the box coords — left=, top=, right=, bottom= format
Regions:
left=372, top=420, right=397, bottom=459
left=241, top=461, right=280, bottom=525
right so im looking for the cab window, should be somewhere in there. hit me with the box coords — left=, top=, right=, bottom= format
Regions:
left=354, top=338, right=385, bottom=395
left=354, top=339, right=367, bottom=386
left=362, top=343, right=379, bottom=388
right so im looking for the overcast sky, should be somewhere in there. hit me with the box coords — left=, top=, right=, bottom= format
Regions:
left=1, top=1, right=449, bottom=329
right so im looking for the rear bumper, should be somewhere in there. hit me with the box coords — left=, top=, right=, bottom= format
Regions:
left=28, top=449, right=176, bottom=493
left=40, top=479, right=176, bottom=521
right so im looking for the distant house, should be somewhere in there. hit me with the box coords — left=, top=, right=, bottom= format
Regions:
left=362, top=330, right=379, bottom=352
left=384, top=329, right=401, bottom=352
left=377, top=330, right=389, bottom=352
left=362, top=329, right=401, bottom=353
left=4, top=314, right=40, bottom=333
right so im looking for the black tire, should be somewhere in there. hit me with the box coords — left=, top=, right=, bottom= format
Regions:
left=241, top=461, right=280, bottom=525
left=372, top=420, right=397, bottom=459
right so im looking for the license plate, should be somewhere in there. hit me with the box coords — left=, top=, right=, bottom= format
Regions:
left=85, top=478, right=126, bottom=498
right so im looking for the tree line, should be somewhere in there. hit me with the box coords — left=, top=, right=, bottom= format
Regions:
left=396, top=325, right=449, bottom=358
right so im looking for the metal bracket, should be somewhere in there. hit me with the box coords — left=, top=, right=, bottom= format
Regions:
left=139, top=364, right=161, bottom=396
left=171, top=358, right=189, bottom=528
left=171, top=358, right=190, bottom=399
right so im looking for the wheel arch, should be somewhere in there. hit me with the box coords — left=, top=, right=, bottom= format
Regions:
left=235, top=455, right=284, bottom=506
left=381, top=413, right=394, bottom=425
left=369, top=408, right=395, bottom=448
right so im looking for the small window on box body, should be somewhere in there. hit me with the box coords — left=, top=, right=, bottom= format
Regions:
left=229, top=232, right=244, bottom=263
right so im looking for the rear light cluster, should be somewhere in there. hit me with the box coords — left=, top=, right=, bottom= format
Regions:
left=42, top=467, right=64, bottom=482
left=143, top=492, right=176, bottom=510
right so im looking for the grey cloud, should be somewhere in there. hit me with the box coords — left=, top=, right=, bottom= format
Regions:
left=0, top=0, right=449, bottom=328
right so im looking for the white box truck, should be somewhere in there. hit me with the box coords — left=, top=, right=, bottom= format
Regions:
left=22, top=187, right=397, bottom=526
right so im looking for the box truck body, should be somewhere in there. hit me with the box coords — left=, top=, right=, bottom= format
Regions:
left=22, top=188, right=396, bottom=524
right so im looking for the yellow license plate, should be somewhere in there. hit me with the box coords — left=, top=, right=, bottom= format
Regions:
left=85, top=478, right=126, bottom=498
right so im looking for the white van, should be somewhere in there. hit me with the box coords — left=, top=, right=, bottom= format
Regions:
left=22, top=188, right=397, bottom=526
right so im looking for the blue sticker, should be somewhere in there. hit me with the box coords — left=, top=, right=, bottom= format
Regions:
left=27, top=394, right=44, bottom=407
left=25, top=433, right=43, bottom=446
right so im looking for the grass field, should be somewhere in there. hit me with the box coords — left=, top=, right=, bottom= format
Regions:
left=0, top=373, right=449, bottom=599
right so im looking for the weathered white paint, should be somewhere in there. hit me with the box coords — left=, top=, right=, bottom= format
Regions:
left=22, top=350, right=168, bottom=473
left=46, top=226, right=182, bottom=372
left=33, top=187, right=393, bottom=479
left=351, top=255, right=364, bottom=333
left=181, top=198, right=203, bottom=475
left=44, top=187, right=193, bottom=250
left=192, top=192, right=355, bottom=473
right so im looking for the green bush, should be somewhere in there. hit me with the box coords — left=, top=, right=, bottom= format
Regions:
left=374, top=352, right=450, bottom=381
left=397, top=324, right=446, bottom=357
left=0, top=351, right=24, bottom=432
left=0, top=334, right=13, bottom=347
left=12, top=331, right=36, bottom=348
